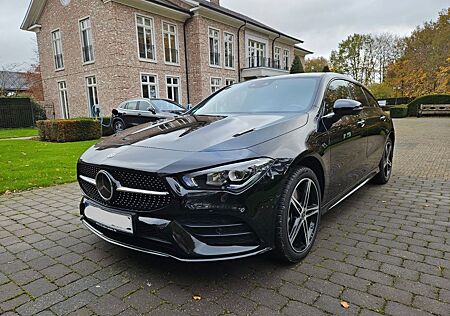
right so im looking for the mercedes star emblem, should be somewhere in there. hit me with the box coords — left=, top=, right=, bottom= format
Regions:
left=95, top=171, right=114, bottom=201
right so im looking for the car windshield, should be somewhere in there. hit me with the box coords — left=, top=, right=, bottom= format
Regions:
left=151, top=100, right=184, bottom=111
left=192, top=77, right=319, bottom=115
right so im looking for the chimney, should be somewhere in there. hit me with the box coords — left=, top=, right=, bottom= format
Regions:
left=210, top=0, right=220, bottom=5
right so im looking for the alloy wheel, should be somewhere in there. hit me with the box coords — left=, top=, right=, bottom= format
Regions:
left=114, top=121, right=124, bottom=132
left=383, top=142, right=393, bottom=179
left=287, top=178, right=320, bottom=253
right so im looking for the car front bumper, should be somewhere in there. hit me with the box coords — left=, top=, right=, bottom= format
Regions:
left=80, top=198, right=271, bottom=262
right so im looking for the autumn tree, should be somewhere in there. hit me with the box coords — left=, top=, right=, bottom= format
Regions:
left=386, top=8, right=450, bottom=96
left=367, top=82, right=395, bottom=99
left=304, top=56, right=329, bottom=72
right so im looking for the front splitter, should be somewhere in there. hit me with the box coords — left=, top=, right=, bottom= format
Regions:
left=82, top=219, right=271, bottom=262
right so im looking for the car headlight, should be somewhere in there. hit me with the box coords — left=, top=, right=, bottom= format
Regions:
left=181, top=158, right=273, bottom=193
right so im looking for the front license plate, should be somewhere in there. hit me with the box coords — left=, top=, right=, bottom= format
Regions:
left=84, top=206, right=133, bottom=234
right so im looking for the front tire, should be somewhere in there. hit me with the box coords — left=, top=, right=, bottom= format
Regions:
left=112, top=119, right=125, bottom=133
left=274, top=167, right=321, bottom=263
left=372, top=138, right=393, bottom=184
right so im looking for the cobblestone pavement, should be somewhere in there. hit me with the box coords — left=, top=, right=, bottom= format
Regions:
left=1, top=117, right=449, bottom=316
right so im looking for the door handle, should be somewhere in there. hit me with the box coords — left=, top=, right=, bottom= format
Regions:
left=137, top=113, right=142, bottom=116
left=380, top=115, right=387, bottom=121
left=357, top=119, right=366, bottom=128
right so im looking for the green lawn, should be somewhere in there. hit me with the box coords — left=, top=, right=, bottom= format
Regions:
left=0, top=128, right=39, bottom=139
left=0, top=139, right=97, bottom=194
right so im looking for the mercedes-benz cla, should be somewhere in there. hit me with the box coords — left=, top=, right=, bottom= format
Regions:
left=77, top=73, right=394, bottom=263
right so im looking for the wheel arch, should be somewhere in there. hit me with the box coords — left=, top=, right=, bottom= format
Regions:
left=290, top=153, right=326, bottom=200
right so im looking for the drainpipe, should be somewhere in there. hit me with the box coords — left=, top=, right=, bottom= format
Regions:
left=272, top=33, right=281, bottom=68
left=237, top=21, right=246, bottom=82
left=183, top=17, right=192, bottom=105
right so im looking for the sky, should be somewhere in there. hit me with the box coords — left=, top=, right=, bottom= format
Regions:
left=0, top=0, right=448, bottom=70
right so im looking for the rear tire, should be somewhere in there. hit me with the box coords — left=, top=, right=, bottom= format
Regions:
left=274, top=167, right=321, bottom=263
left=372, top=138, right=393, bottom=185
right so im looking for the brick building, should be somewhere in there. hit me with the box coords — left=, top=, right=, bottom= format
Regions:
left=21, top=0, right=312, bottom=119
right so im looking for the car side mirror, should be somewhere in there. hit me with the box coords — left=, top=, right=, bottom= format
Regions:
left=147, top=108, right=156, bottom=114
left=333, top=99, right=363, bottom=116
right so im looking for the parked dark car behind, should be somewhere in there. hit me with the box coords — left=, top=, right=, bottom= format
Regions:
left=111, top=98, right=185, bottom=132
left=78, top=73, right=394, bottom=263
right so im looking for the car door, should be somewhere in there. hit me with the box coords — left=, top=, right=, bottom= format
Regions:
left=348, top=82, right=373, bottom=177
left=322, top=79, right=368, bottom=199
left=123, top=100, right=140, bottom=126
left=137, top=100, right=159, bottom=124
left=361, top=88, right=389, bottom=171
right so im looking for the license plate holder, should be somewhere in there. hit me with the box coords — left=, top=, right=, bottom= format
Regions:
left=84, top=206, right=133, bottom=234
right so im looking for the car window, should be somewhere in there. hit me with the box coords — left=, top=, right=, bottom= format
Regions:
left=349, top=83, right=368, bottom=107
left=127, top=101, right=139, bottom=111
left=323, top=80, right=352, bottom=114
left=362, top=88, right=380, bottom=107
left=152, top=100, right=184, bottom=111
left=138, top=101, right=152, bottom=111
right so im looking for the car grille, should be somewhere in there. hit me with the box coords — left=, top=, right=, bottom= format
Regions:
left=77, top=162, right=172, bottom=212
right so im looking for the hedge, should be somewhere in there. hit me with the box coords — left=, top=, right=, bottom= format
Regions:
left=36, top=119, right=101, bottom=142
left=390, top=104, right=408, bottom=118
left=71, top=117, right=114, bottom=136
left=407, top=94, right=450, bottom=117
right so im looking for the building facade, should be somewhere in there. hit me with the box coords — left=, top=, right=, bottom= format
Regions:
left=22, top=0, right=312, bottom=119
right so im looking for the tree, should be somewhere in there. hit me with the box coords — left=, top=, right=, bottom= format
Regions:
left=304, top=56, right=329, bottom=72
left=386, top=8, right=450, bottom=96
left=330, top=33, right=377, bottom=85
left=373, top=33, right=405, bottom=83
left=367, top=82, right=395, bottom=99
left=290, top=55, right=304, bottom=74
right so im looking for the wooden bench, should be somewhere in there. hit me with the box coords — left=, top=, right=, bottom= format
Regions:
left=418, top=104, right=450, bottom=117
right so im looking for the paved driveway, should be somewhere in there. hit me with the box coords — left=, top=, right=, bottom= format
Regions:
left=1, top=117, right=449, bottom=316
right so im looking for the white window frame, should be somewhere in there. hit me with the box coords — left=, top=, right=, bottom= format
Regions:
left=79, top=16, right=95, bottom=64
left=248, top=39, right=267, bottom=68
left=140, top=73, right=159, bottom=99
left=225, top=78, right=236, bottom=86
left=85, top=75, right=99, bottom=117
left=162, top=21, right=179, bottom=65
left=58, top=80, right=70, bottom=119
left=283, top=49, right=290, bottom=70
left=165, top=75, right=182, bottom=104
left=274, top=46, right=281, bottom=69
left=210, top=77, right=222, bottom=94
left=51, top=29, right=64, bottom=71
left=135, top=13, right=157, bottom=63
left=208, top=27, right=221, bottom=67
left=223, top=32, right=235, bottom=69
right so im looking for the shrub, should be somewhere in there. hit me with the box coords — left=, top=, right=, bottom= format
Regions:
left=407, top=94, right=450, bottom=117
left=71, top=117, right=114, bottom=137
left=36, top=119, right=101, bottom=142
left=389, top=104, right=408, bottom=118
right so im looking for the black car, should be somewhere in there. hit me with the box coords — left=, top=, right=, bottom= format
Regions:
left=111, top=98, right=185, bottom=132
left=77, top=73, right=394, bottom=263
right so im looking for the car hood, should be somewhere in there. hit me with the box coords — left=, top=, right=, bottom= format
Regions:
left=96, top=113, right=308, bottom=152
